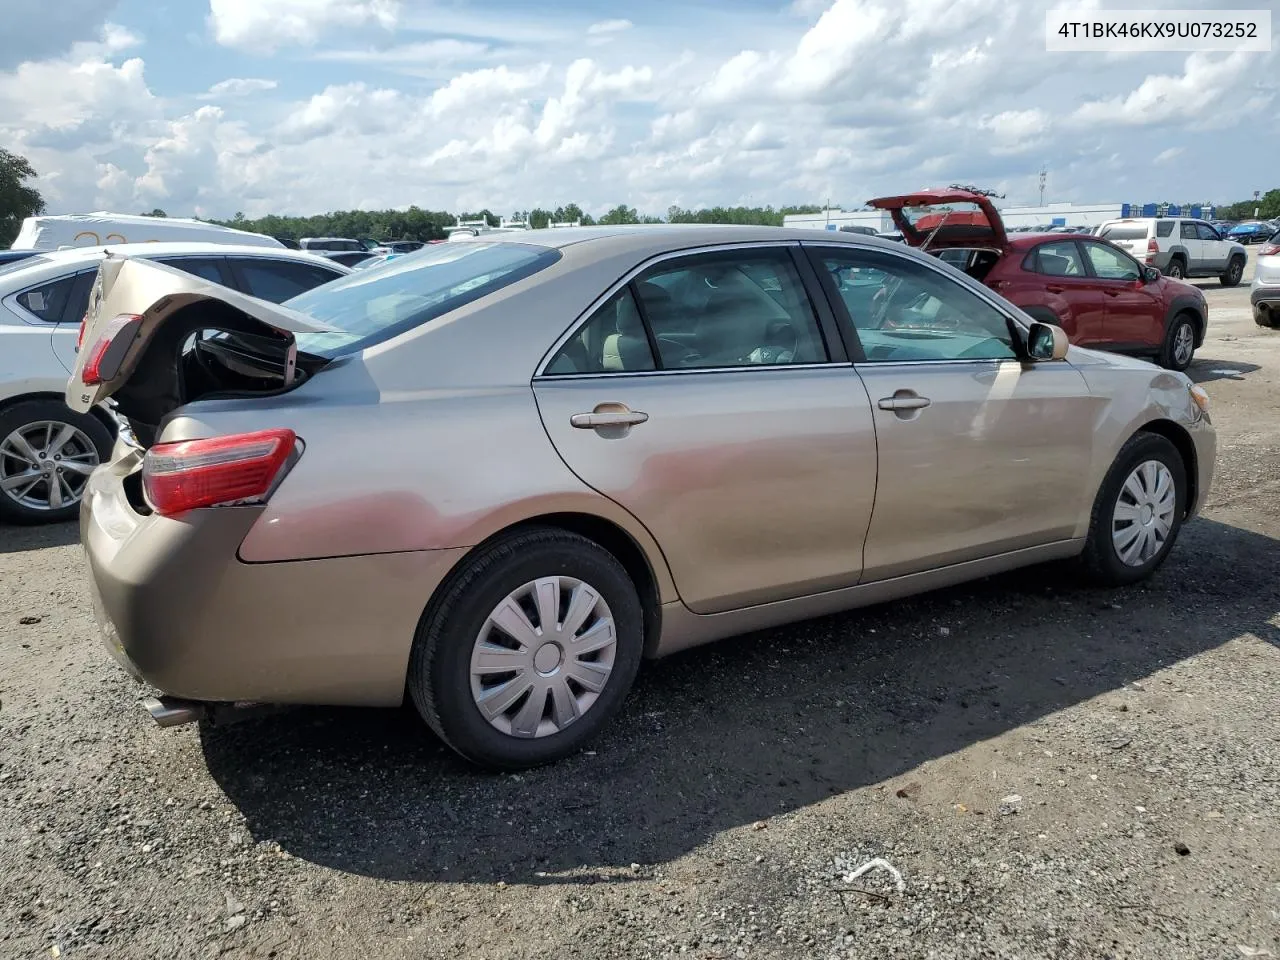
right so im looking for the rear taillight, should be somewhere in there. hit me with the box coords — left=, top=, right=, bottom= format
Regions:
left=1260, top=242, right=1280, bottom=256
left=81, top=314, right=142, bottom=385
left=142, top=429, right=299, bottom=517
left=1145, top=238, right=1159, bottom=262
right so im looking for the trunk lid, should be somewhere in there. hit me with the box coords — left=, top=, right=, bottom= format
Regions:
left=66, top=255, right=337, bottom=415
left=867, top=188, right=1007, bottom=251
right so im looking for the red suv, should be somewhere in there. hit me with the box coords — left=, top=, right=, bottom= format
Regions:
left=869, top=189, right=1209, bottom=371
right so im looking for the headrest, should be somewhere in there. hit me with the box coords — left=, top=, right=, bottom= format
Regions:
left=616, top=290, right=645, bottom=337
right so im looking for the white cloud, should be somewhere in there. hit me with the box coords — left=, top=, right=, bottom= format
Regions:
left=979, top=109, right=1050, bottom=155
left=200, top=77, right=278, bottom=99
left=312, top=39, right=489, bottom=65
left=587, top=19, right=632, bottom=35
left=208, top=0, right=399, bottom=53
left=1154, top=147, right=1184, bottom=165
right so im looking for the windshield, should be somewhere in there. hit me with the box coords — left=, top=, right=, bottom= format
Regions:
left=1098, top=224, right=1148, bottom=240
left=285, top=241, right=560, bottom=356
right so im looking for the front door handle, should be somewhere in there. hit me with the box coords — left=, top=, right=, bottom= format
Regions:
left=878, top=395, right=931, bottom=411
left=570, top=411, right=649, bottom=428
left=1045, top=284, right=1066, bottom=293
left=1102, top=289, right=1121, bottom=297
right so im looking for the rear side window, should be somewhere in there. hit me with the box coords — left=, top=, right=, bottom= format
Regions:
left=1025, top=241, right=1086, bottom=277
left=1156, top=221, right=1175, bottom=238
left=16, top=274, right=77, bottom=322
left=233, top=259, right=343, bottom=303
left=286, top=241, right=561, bottom=356
left=1099, top=223, right=1149, bottom=241
left=155, top=257, right=227, bottom=285
left=546, top=288, right=656, bottom=375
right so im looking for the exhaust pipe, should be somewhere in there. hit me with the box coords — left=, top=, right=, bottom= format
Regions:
left=142, top=696, right=207, bottom=727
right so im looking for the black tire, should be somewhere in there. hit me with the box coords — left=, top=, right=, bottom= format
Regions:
left=1164, top=257, right=1186, bottom=280
left=1158, top=313, right=1197, bottom=371
left=0, top=399, right=113, bottom=525
left=407, top=527, right=644, bottom=770
left=1219, top=255, right=1245, bottom=287
left=1255, top=306, right=1277, bottom=328
left=1079, top=432, right=1187, bottom=587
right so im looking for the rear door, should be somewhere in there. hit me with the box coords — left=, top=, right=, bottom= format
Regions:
left=11, top=269, right=96, bottom=374
left=1005, top=240, right=1108, bottom=346
left=1178, top=221, right=1205, bottom=274
left=1080, top=240, right=1164, bottom=348
left=533, top=244, right=879, bottom=614
left=805, top=243, right=1096, bottom=581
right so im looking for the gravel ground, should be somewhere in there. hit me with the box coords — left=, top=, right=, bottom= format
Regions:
left=2, top=258, right=1278, bottom=960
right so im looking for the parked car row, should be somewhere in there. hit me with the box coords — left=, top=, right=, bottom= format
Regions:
left=0, top=244, right=349, bottom=522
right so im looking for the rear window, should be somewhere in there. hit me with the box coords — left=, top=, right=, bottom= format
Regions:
left=1098, top=223, right=1150, bottom=240
left=0, top=254, right=51, bottom=278
left=286, top=241, right=561, bottom=356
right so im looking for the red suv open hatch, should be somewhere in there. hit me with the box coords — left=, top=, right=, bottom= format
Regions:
left=868, top=188, right=1007, bottom=250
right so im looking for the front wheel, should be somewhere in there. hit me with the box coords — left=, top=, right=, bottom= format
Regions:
left=0, top=400, right=113, bottom=524
left=1079, top=433, right=1187, bottom=586
left=407, top=528, right=644, bottom=769
left=1219, top=256, right=1245, bottom=287
left=1158, top=314, right=1197, bottom=371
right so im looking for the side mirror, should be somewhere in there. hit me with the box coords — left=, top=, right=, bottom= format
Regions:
left=1142, top=265, right=1161, bottom=283
left=1027, top=321, right=1070, bottom=362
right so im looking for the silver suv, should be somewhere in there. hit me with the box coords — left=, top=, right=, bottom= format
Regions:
left=1096, top=217, right=1248, bottom=286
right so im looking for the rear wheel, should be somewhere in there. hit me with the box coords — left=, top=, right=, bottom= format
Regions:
left=407, top=528, right=644, bottom=769
left=1079, top=432, right=1187, bottom=587
left=1219, top=255, right=1245, bottom=287
left=1158, top=313, right=1197, bottom=371
left=1164, top=257, right=1186, bottom=280
left=0, top=400, right=112, bottom=524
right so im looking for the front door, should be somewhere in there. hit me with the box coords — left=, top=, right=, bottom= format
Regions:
left=1178, top=221, right=1205, bottom=274
left=805, top=244, right=1098, bottom=581
left=534, top=245, right=878, bottom=614
left=1195, top=223, right=1228, bottom=273
left=1002, top=239, right=1108, bottom=347
left=1080, top=240, right=1164, bottom=348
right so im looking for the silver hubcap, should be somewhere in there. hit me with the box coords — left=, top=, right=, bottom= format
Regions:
left=0, top=420, right=100, bottom=512
left=1173, top=324, right=1194, bottom=365
left=1112, top=460, right=1176, bottom=566
left=470, top=576, right=617, bottom=739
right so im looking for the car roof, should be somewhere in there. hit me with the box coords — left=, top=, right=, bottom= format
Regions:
left=32, top=242, right=346, bottom=263
left=446, top=223, right=919, bottom=254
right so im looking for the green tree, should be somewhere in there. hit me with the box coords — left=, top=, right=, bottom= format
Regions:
left=0, top=149, right=46, bottom=247
left=141, top=208, right=167, bottom=217
left=598, top=204, right=640, bottom=225
left=528, top=207, right=552, bottom=229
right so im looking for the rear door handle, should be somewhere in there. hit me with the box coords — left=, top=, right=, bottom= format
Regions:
left=1102, top=289, right=1120, bottom=297
left=1045, top=284, right=1065, bottom=293
left=878, top=395, right=931, bottom=411
left=570, top=409, right=649, bottom=428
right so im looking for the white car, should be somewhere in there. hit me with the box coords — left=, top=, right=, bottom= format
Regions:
left=1095, top=217, right=1248, bottom=286
left=0, top=243, right=350, bottom=524
left=1251, top=229, right=1280, bottom=328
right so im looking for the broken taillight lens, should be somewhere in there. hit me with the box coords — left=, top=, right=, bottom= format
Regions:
left=81, top=314, right=143, bottom=385
left=142, top=429, right=299, bottom=517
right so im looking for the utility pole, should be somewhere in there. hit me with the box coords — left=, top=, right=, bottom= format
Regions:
left=1039, top=166, right=1047, bottom=207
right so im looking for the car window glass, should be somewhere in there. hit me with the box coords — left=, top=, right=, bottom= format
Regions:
left=1196, top=223, right=1220, bottom=241
left=16, top=274, right=77, bottom=322
left=156, top=257, right=224, bottom=284
left=1156, top=221, right=1174, bottom=238
left=235, top=259, right=342, bottom=303
left=1100, top=223, right=1149, bottom=240
left=546, top=287, right=656, bottom=375
left=1029, top=241, right=1086, bottom=277
left=1179, top=222, right=1198, bottom=240
left=631, top=251, right=828, bottom=369
left=818, top=249, right=1016, bottom=363
left=1084, top=242, right=1141, bottom=281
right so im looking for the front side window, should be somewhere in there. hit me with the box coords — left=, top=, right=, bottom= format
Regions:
left=1027, top=241, right=1086, bottom=277
left=234, top=259, right=342, bottom=304
left=156, top=257, right=226, bottom=285
left=631, top=250, right=828, bottom=368
left=816, top=249, right=1017, bottom=363
left=1180, top=222, right=1198, bottom=240
left=1196, top=223, right=1221, bottom=242
left=1083, top=242, right=1141, bottom=281
left=286, top=241, right=560, bottom=356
